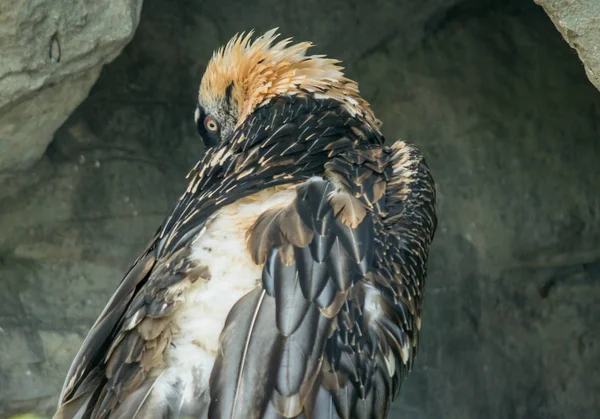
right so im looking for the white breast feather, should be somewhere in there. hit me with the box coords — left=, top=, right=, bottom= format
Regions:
left=152, top=186, right=298, bottom=408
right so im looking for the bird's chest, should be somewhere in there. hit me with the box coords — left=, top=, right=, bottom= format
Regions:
left=163, top=186, right=297, bottom=391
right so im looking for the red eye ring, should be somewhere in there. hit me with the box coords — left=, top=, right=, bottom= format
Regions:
left=205, top=116, right=219, bottom=132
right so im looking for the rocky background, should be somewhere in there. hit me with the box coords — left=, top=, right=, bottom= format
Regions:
left=1, top=0, right=600, bottom=418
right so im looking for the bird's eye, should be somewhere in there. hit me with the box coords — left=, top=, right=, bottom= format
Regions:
left=205, top=117, right=219, bottom=132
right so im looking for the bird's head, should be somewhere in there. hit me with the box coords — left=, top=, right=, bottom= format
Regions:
left=195, top=28, right=380, bottom=148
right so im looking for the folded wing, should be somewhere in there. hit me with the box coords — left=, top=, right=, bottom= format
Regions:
left=208, top=140, right=437, bottom=419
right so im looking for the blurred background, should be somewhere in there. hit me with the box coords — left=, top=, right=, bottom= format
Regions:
left=1, top=0, right=600, bottom=417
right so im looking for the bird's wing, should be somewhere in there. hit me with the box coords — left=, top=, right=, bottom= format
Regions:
left=309, top=141, right=437, bottom=419
left=53, top=232, right=211, bottom=419
left=208, top=140, right=437, bottom=418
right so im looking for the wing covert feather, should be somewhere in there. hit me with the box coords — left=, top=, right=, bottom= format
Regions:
left=313, top=141, right=437, bottom=418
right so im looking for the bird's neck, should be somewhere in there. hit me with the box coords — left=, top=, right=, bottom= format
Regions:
left=158, top=94, right=383, bottom=256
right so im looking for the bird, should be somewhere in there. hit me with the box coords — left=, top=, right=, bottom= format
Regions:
left=53, top=29, right=437, bottom=419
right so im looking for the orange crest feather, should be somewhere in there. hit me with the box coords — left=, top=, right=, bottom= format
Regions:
left=199, top=29, right=380, bottom=127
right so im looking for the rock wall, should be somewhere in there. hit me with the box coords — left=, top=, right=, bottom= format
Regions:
left=0, top=0, right=143, bottom=173
left=535, top=0, right=600, bottom=92
left=1, top=0, right=600, bottom=417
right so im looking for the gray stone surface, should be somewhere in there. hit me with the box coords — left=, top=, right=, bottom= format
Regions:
left=535, top=0, right=600, bottom=92
left=1, top=0, right=600, bottom=418
left=0, top=0, right=143, bottom=173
